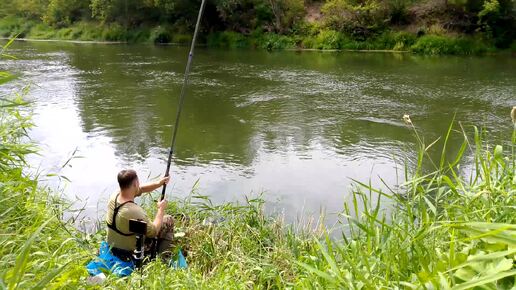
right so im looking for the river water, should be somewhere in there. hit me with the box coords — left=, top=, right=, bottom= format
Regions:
left=1, top=41, right=514, bottom=229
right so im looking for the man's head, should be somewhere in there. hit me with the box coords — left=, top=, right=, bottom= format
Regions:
left=117, top=169, right=139, bottom=195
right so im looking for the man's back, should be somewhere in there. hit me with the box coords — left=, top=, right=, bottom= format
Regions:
left=106, top=193, right=157, bottom=251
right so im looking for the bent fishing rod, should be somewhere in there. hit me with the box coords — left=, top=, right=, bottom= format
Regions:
left=161, top=0, right=207, bottom=201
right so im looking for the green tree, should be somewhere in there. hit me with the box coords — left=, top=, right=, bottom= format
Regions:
left=11, top=0, right=49, bottom=19
left=43, top=0, right=90, bottom=27
left=214, top=0, right=304, bottom=33
left=322, top=0, right=384, bottom=37
left=268, top=0, right=305, bottom=33
left=90, top=0, right=155, bottom=25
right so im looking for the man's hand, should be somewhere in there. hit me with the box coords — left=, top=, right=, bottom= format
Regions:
left=154, top=199, right=168, bottom=231
left=138, top=175, right=172, bottom=195
left=158, top=176, right=171, bottom=186
left=157, top=199, right=168, bottom=212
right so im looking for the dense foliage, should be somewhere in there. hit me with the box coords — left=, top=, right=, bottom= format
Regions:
left=0, top=0, right=514, bottom=53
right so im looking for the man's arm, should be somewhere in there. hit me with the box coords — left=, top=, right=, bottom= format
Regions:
left=152, top=199, right=167, bottom=234
left=137, top=176, right=170, bottom=196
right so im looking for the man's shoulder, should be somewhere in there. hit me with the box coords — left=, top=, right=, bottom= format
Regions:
left=119, top=202, right=147, bottom=219
left=108, top=192, right=119, bottom=203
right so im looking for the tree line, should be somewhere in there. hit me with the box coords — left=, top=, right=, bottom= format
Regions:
left=0, top=0, right=514, bottom=48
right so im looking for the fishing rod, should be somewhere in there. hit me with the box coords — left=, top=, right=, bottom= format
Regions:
left=161, top=0, right=207, bottom=201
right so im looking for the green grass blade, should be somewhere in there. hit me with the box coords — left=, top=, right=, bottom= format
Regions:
left=451, top=270, right=516, bottom=290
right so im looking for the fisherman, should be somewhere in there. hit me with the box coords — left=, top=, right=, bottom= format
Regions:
left=106, top=169, right=174, bottom=261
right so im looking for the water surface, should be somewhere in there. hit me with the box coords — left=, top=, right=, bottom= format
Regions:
left=1, top=41, right=514, bottom=228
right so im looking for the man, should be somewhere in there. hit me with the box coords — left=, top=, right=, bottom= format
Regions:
left=106, top=169, right=174, bottom=260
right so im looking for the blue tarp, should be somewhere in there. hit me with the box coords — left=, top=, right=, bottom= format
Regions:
left=86, top=241, right=134, bottom=277
left=170, top=249, right=188, bottom=269
left=86, top=242, right=188, bottom=278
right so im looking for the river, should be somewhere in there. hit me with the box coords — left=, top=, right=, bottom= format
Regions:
left=1, top=41, right=514, bottom=230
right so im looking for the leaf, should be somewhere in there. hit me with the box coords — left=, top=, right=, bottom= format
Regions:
left=31, top=262, right=71, bottom=290
left=454, top=267, right=476, bottom=282
left=451, top=270, right=516, bottom=290
left=295, top=260, right=339, bottom=285
left=493, top=145, right=503, bottom=161
left=315, top=238, right=344, bottom=283
left=2, top=35, right=18, bottom=51
left=8, top=219, right=53, bottom=289
left=423, top=196, right=436, bottom=215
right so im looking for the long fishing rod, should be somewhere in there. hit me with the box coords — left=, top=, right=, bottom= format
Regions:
left=161, top=0, right=207, bottom=201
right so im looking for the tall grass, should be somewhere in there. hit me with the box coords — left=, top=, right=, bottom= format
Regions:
left=0, top=42, right=514, bottom=287
left=410, top=35, right=496, bottom=55
left=0, top=41, right=94, bottom=289
left=297, top=120, right=516, bottom=288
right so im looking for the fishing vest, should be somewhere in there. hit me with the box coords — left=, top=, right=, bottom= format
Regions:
left=106, top=193, right=135, bottom=237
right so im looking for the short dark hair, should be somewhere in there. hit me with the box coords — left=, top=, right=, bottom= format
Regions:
left=117, top=169, right=138, bottom=190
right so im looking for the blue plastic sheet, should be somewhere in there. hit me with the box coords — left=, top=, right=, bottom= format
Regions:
left=170, top=248, right=188, bottom=269
left=86, top=241, right=134, bottom=277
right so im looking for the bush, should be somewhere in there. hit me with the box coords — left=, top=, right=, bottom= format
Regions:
left=43, top=0, right=89, bottom=28
left=150, top=25, right=172, bottom=44
left=333, top=31, right=417, bottom=50
left=256, top=32, right=296, bottom=49
left=28, top=23, right=56, bottom=39
left=301, top=36, right=317, bottom=48
left=76, top=22, right=103, bottom=41
left=206, top=31, right=250, bottom=48
left=128, top=27, right=151, bottom=43
left=385, top=0, right=413, bottom=25
left=312, top=30, right=343, bottom=49
left=322, top=0, right=385, bottom=35
left=55, top=27, right=83, bottom=40
left=101, top=23, right=128, bottom=42
left=373, top=31, right=417, bottom=50
left=172, top=34, right=192, bottom=45
left=510, top=40, right=516, bottom=52
left=0, top=15, right=35, bottom=38
left=410, top=34, right=493, bottom=54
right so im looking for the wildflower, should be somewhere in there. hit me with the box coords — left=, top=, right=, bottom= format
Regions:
left=511, top=106, right=515, bottom=125
left=403, top=114, right=412, bottom=125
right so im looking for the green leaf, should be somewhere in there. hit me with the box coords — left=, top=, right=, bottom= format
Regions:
left=8, top=219, right=53, bottom=289
left=451, top=270, right=516, bottom=290
left=493, top=145, right=503, bottom=161
left=31, top=262, right=71, bottom=290
left=295, top=260, right=340, bottom=285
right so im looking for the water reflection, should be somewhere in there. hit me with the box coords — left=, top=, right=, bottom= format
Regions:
left=1, top=41, right=514, bottom=227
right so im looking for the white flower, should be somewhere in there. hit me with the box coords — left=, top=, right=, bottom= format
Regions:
left=511, top=106, right=516, bottom=125
left=403, top=114, right=412, bottom=125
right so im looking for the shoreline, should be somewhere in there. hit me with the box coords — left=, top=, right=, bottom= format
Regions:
left=0, top=37, right=127, bottom=44
left=286, top=48, right=410, bottom=53
left=2, top=37, right=412, bottom=53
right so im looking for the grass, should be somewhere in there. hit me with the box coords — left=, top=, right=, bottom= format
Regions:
left=0, top=42, right=515, bottom=288
left=0, top=17, right=189, bottom=44
left=410, top=35, right=496, bottom=55
left=205, top=29, right=496, bottom=55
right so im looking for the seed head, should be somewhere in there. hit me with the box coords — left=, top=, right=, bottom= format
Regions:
left=403, top=114, right=412, bottom=125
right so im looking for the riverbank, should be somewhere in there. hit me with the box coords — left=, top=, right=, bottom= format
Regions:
left=1, top=64, right=515, bottom=287
left=0, top=15, right=511, bottom=55
left=0, top=37, right=126, bottom=44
